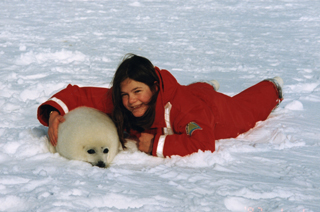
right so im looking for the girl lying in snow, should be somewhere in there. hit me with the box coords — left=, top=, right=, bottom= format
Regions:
left=37, top=54, right=283, bottom=157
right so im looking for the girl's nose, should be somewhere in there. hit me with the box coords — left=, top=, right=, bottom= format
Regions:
left=128, top=95, right=136, bottom=104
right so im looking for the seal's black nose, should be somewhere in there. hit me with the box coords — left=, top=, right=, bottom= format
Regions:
left=96, top=161, right=106, bottom=168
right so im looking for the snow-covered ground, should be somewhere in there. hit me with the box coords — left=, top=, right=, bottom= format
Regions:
left=1, top=0, right=320, bottom=211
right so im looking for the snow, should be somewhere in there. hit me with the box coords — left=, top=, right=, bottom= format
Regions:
left=0, top=0, right=319, bottom=211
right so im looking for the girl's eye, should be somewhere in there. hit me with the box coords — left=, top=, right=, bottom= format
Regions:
left=134, top=90, right=141, bottom=94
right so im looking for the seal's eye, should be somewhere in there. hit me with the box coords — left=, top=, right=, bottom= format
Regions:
left=103, top=148, right=109, bottom=154
left=87, top=149, right=95, bottom=154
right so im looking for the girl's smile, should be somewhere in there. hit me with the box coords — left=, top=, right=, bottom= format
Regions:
left=120, top=78, right=154, bottom=117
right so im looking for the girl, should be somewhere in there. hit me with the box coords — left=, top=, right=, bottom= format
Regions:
left=38, top=54, right=283, bottom=157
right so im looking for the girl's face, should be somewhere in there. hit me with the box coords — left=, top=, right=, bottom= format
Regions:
left=120, top=78, right=154, bottom=117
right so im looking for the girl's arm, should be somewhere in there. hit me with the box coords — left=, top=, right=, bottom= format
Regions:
left=151, top=106, right=216, bottom=157
left=37, top=84, right=113, bottom=126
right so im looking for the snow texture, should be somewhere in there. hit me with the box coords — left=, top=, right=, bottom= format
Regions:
left=0, top=0, right=320, bottom=211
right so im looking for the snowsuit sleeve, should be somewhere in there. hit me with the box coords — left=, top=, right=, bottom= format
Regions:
left=37, top=84, right=113, bottom=126
left=151, top=88, right=216, bottom=157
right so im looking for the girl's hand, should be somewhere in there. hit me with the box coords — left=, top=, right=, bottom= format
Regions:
left=48, top=111, right=65, bottom=146
left=138, top=133, right=154, bottom=155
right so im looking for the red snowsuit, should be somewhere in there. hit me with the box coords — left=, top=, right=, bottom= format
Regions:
left=37, top=67, right=282, bottom=157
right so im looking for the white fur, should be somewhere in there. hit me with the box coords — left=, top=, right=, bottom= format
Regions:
left=49, top=107, right=120, bottom=168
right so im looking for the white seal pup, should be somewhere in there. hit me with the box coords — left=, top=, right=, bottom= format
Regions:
left=49, top=107, right=120, bottom=168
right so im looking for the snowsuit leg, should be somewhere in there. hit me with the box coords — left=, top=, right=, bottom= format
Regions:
left=214, top=81, right=281, bottom=140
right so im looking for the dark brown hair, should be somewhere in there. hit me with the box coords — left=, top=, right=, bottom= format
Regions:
left=111, top=54, right=159, bottom=148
